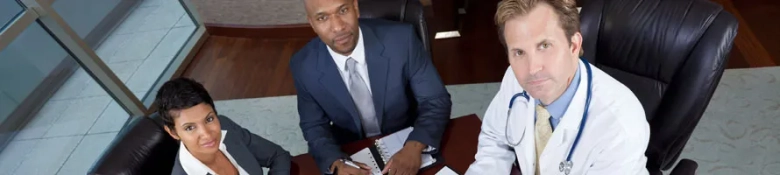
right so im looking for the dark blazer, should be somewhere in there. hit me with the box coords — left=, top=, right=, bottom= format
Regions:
left=290, top=19, right=452, bottom=173
left=171, top=116, right=292, bottom=175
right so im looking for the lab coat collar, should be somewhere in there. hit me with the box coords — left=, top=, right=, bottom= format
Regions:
left=550, top=59, right=589, bottom=146
left=530, top=59, right=590, bottom=171
left=535, top=64, right=581, bottom=129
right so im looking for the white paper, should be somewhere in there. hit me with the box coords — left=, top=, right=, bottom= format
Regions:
left=377, top=127, right=437, bottom=167
left=436, top=167, right=459, bottom=175
left=380, top=127, right=414, bottom=156
left=349, top=148, right=383, bottom=175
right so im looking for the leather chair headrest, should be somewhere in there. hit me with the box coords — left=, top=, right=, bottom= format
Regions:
left=359, top=0, right=430, bottom=51
left=88, top=114, right=179, bottom=175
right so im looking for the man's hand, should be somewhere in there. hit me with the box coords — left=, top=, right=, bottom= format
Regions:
left=331, top=160, right=372, bottom=175
left=381, top=141, right=425, bottom=175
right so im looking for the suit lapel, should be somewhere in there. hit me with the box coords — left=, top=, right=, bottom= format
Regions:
left=224, top=132, right=263, bottom=175
left=316, top=43, right=363, bottom=134
left=171, top=154, right=187, bottom=175
left=361, top=25, right=389, bottom=128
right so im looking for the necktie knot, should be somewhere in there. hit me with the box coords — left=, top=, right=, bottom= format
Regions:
left=346, top=57, right=357, bottom=72
left=536, top=105, right=551, bottom=121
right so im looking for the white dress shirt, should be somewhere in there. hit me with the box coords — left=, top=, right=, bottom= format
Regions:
left=179, top=130, right=250, bottom=175
left=326, top=28, right=371, bottom=94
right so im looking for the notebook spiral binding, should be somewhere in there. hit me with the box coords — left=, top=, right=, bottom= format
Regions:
left=374, top=139, right=392, bottom=163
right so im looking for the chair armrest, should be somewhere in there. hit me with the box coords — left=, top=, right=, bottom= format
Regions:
left=670, top=159, right=698, bottom=175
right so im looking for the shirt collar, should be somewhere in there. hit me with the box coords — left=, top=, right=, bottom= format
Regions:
left=536, top=61, right=582, bottom=120
left=327, top=27, right=365, bottom=71
left=179, top=130, right=228, bottom=175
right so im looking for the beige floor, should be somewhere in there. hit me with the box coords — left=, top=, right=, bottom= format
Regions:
left=191, top=0, right=308, bottom=25
left=187, top=0, right=431, bottom=26
left=212, top=67, right=780, bottom=175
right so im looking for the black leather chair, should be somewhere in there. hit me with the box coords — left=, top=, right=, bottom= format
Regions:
left=579, top=0, right=738, bottom=174
left=359, top=0, right=431, bottom=52
left=88, top=114, right=179, bottom=175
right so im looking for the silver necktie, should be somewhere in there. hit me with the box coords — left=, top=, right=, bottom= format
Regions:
left=346, top=57, right=381, bottom=137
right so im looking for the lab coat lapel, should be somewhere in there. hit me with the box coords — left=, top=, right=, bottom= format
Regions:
left=539, top=60, right=589, bottom=173
left=516, top=94, right=537, bottom=175
left=521, top=97, right=536, bottom=174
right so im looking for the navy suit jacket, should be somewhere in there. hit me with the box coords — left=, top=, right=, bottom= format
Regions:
left=290, top=19, right=452, bottom=173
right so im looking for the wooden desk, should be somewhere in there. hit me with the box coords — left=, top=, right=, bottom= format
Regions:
left=291, top=114, right=482, bottom=175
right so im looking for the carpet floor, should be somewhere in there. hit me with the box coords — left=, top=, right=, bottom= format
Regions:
left=214, top=67, right=780, bottom=174
left=191, top=0, right=307, bottom=25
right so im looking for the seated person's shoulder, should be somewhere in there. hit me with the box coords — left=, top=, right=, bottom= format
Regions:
left=218, top=115, right=262, bottom=142
left=218, top=115, right=242, bottom=130
left=289, top=37, right=325, bottom=72
left=291, top=38, right=323, bottom=59
left=589, top=66, right=648, bottom=135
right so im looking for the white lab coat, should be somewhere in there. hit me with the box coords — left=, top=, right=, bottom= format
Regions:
left=466, top=60, right=651, bottom=175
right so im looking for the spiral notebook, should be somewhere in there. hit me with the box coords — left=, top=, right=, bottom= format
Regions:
left=349, top=127, right=437, bottom=175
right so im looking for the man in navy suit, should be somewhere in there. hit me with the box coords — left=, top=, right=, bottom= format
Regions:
left=290, top=0, right=452, bottom=174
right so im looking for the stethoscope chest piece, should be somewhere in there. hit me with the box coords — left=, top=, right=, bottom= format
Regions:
left=559, top=161, right=573, bottom=175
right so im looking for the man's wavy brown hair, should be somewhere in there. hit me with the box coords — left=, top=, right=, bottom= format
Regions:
left=495, top=0, right=580, bottom=51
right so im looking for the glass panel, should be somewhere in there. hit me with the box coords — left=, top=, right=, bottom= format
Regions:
left=0, top=0, right=24, bottom=31
left=0, top=22, right=130, bottom=174
left=51, top=0, right=196, bottom=103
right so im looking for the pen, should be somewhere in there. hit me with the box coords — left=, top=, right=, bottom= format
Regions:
left=343, top=160, right=361, bottom=168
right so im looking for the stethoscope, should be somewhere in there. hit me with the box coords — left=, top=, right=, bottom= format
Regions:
left=505, top=58, right=594, bottom=175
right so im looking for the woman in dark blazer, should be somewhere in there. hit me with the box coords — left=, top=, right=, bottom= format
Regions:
left=156, top=78, right=291, bottom=175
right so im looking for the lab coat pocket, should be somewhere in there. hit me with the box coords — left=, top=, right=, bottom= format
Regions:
left=577, top=142, right=603, bottom=174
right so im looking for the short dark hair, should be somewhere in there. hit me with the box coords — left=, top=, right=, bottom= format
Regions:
left=155, top=77, right=216, bottom=130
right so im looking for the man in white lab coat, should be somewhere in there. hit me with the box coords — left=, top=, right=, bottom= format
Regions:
left=465, top=0, right=651, bottom=174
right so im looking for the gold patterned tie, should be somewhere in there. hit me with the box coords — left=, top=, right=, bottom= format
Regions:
left=535, top=105, right=553, bottom=175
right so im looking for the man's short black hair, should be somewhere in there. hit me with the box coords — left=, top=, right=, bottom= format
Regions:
left=155, top=77, right=216, bottom=130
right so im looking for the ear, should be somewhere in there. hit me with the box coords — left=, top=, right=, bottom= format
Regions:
left=353, top=0, right=360, bottom=18
left=164, top=126, right=180, bottom=141
left=570, top=32, right=583, bottom=57
left=306, top=14, right=314, bottom=27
